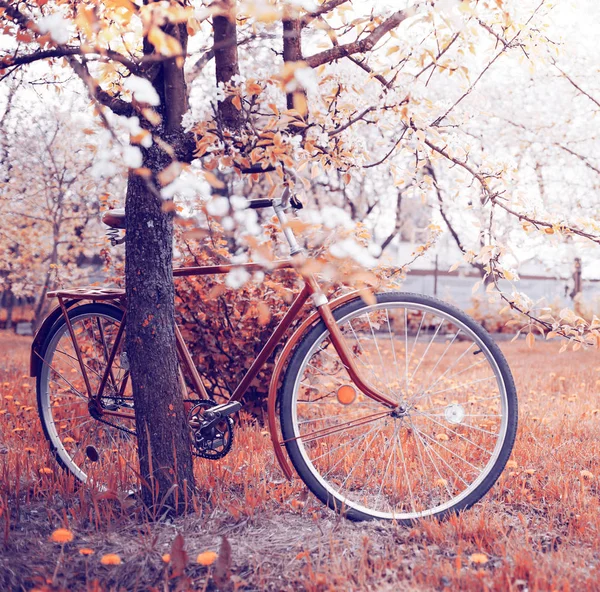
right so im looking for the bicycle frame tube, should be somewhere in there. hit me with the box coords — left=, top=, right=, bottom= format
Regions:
left=229, top=283, right=311, bottom=401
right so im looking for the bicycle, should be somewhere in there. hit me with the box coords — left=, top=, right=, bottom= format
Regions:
left=30, top=189, right=517, bottom=522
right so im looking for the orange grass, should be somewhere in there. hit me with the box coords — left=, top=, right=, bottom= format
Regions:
left=1, top=331, right=600, bottom=590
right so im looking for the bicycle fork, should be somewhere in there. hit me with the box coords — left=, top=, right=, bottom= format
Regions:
left=273, top=197, right=397, bottom=411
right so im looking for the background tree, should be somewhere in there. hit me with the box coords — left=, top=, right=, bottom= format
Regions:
left=0, top=97, right=119, bottom=329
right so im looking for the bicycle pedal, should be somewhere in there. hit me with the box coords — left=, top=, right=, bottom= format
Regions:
left=206, top=401, right=242, bottom=418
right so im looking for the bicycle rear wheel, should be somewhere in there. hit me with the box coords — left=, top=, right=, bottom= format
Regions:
left=280, top=292, right=517, bottom=522
left=36, top=303, right=138, bottom=490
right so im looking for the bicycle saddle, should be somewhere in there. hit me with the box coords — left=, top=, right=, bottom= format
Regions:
left=102, top=208, right=126, bottom=229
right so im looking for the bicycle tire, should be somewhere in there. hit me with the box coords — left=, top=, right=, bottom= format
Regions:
left=279, top=292, right=518, bottom=522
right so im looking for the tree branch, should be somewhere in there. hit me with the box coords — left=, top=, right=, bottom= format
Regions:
left=556, top=144, right=600, bottom=176
left=301, top=0, right=349, bottom=27
left=554, top=63, right=600, bottom=110
left=0, top=47, right=140, bottom=73
left=67, top=56, right=133, bottom=118
left=305, top=7, right=416, bottom=68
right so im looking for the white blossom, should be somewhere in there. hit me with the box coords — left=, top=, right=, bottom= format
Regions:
left=320, top=205, right=354, bottom=229
left=222, top=216, right=235, bottom=231
left=37, top=13, right=70, bottom=44
left=292, top=66, right=319, bottom=94
left=288, top=0, right=318, bottom=11
left=234, top=209, right=261, bottom=235
left=122, top=146, right=143, bottom=169
left=123, top=76, right=160, bottom=106
left=206, top=196, right=230, bottom=217
left=329, top=239, right=378, bottom=268
left=230, top=195, right=249, bottom=210
left=225, top=267, right=250, bottom=289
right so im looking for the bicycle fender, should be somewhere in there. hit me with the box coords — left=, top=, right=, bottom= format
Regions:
left=30, top=300, right=79, bottom=377
left=267, top=291, right=361, bottom=480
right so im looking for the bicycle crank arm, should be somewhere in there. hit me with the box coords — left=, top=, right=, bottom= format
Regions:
left=198, top=400, right=242, bottom=438
left=204, top=400, right=242, bottom=418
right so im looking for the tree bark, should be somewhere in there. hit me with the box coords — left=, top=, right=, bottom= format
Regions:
left=125, top=163, right=195, bottom=513
left=3, top=287, right=14, bottom=330
left=213, top=0, right=242, bottom=130
left=283, top=18, right=304, bottom=111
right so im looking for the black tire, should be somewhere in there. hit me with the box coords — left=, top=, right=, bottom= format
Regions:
left=280, top=292, right=518, bottom=522
left=36, top=303, right=132, bottom=484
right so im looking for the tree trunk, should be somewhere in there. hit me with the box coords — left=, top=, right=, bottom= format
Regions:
left=125, top=164, right=195, bottom=513
left=283, top=18, right=304, bottom=111
left=213, top=0, right=242, bottom=130
left=4, top=287, right=14, bottom=330
left=125, top=23, right=195, bottom=513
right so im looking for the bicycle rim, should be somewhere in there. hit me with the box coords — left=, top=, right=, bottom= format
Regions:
left=286, top=297, right=513, bottom=521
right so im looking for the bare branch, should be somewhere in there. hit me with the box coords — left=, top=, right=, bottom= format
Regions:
left=67, top=56, right=133, bottom=118
left=556, top=144, right=600, bottom=176
left=433, top=0, right=547, bottom=126
left=305, top=7, right=416, bottom=68
left=554, top=63, right=600, bottom=110
left=425, top=137, right=600, bottom=246
left=347, top=55, right=392, bottom=89
left=0, top=47, right=140, bottom=73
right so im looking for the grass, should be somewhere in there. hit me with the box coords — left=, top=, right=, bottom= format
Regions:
left=1, top=330, right=600, bottom=590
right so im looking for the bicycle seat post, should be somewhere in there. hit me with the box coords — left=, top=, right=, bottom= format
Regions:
left=273, top=190, right=303, bottom=256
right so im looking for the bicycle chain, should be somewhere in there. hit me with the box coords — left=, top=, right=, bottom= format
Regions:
left=87, top=399, right=227, bottom=459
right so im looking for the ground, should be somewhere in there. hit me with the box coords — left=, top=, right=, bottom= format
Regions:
left=1, top=331, right=599, bottom=591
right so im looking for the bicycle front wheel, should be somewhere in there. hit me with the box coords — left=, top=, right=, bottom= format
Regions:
left=280, top=292, right=517, bottom=522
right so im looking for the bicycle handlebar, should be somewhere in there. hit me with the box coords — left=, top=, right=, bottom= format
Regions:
left=246, top=198, right=274, bottom=209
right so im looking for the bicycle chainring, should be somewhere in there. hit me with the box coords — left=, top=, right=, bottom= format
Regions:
left=188, top=399, right=234, bottom=460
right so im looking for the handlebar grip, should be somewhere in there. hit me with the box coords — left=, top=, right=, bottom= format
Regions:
left=246, top=199, right=273, bottom=209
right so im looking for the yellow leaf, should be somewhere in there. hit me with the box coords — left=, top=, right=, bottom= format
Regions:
left=148, top=26, right=182, bottom=57
left=526, top=332, right=535, bottom=349
left=204, top=171, right=225, bottom=189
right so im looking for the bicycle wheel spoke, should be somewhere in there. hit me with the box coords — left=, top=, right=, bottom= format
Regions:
left=418, top=329, right=461, bottom=395
left=294, top=411, right=389, bottom=444
left=376, top=423, right=400, bottom=504
left=365, top=311, right=395, bottom=400
left=47, top=364, right=88, bottom=400
left=406, top=311, right=426, bottom=380
left=413, top=411, right=495, bottom=456
left=410, top=318, right=444, bottom=386
left=310, top=422, right=383, bottom=464
left=415, top=427, right=483, bottom=472
left=321, top=423, right=384, bottom=478
left=418, top=341, right=476, bottom=398
left=298, top=409, right=374, bottom=426
left=338, top=424, right=385, bottom=492
left=346, top=318, right=391, bottom=392
left=410, top=418, right=465, bottom=493
left=384, top=308, right=403, bottom=399
left=396, top=430, right=417, bottom=514
left=415, top=375, right=496, bottom=400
